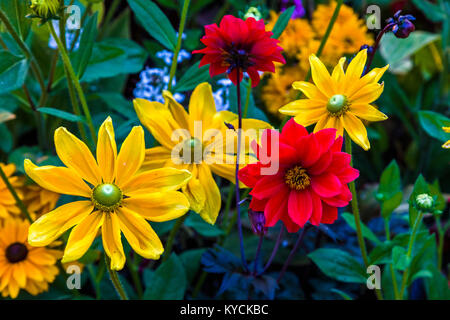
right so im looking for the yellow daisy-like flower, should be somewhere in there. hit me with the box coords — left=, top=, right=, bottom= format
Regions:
left=30, top=0, right=60, bottom=18
left=0, top=163, right=23, bottom=218
left=443, top=127, right=450, bottom=149
left=279, top=49, right=389, bottom=150
left=24, top=117, right=192, bottom=271
left=134, top=82, right=271, bottom=224
left=0, top=218, right=61, bottom=298
left=19, top=182, right=60, bottom=219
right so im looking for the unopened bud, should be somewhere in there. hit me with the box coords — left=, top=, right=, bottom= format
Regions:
left=415, top=193, right=434, bottom=211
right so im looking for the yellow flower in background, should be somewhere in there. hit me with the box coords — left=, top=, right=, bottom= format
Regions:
left=296, top=39, right=341, bottom=72
left=0, top=163, right=23, bottom=218
left=24, top=117, right=191, bottom=271
left=30, top=0, right=60, bottom=18
left=279, top=49, right=389, bottom=150
left=134, top=82, right=271, bottom=225
left=265, top=11, right=314, bottom=57
left=0, top=218, right=60, bottom=298
left=20, top=182, right=60, bottom=219
left=261, top=65, right=306, bottom=118
left=443, top=127, right=450, bottom=149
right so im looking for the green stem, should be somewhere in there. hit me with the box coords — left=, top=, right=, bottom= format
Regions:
left=345, top=132, right=369, bottom=267
left=399, top=211, right=424, bottom=300
left=0, top=165, right=32, bottom=223
left=243, top=79, right=252, bottom=118
left=105, top=254, right=128, bottom=300
left=48, top=22, right=97, bottom=144
left=167, top=0, right=190, bottom=92
left=162, top=214, right=188, bottom=262
left=385, top=219, right=400, bottom=299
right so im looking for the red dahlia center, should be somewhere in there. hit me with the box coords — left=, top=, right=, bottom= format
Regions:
left=6, top=242, right=28, bottom=263
left=222, top=44, right=254, bottom=72
left=284, top=165, right=311, bottom=191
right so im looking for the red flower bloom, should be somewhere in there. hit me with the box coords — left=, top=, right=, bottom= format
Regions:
left=238, top=119, right=359, bottom=232
left=193, top=15, right=286, bottom=87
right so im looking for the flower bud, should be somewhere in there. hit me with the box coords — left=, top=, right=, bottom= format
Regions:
left=248, top=210, right=267, bottom=236
left=29, top=0, right=61, bottom=20
left=387, top=10, right=416, bottom=39
left=415, top=193, right=434, bottom=211
left=244, top=7, right=262, bottom=21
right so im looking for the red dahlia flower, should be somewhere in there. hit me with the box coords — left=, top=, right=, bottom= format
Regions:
left=238, top=119, right=359, bottom=232
left=193, top=15, right=286, bottom=87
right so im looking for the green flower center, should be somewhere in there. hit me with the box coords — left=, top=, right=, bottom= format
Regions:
left=179, top=138, right=203, bottom=163
left=327, top=94, right=348, bottom=115
left=91, top=183, right=123, bottom=212
left=6, top=242, right=28, bottom=263
left=284, top=165, right=311, bottom=190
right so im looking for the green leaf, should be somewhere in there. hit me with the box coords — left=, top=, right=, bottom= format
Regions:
left=0, top=0, right=31, bottom=40
left=72, top=13, right=98, bottom=78
left=412, top=0, right=447, bottom=22
left=143, top=253, right=187, bottom=300
left=38, top=107, right=86, bottom=123
left=0, top=123, right=12, bottom=152
left=392, top=246, right=410, bottom=271
left=378, top=160, right=401, bottom=196
left=185, top=213, right=224, bottom=237
left=381, top=191, right=403, bottom=219
left=0, top=51, right=28, bottom=94
left=369, top=241, right=394, bottom=265
left=341, top=212, right=381, bottom=245
left=174, top=61, right=210, bottom=92
left=379, top=32, right=440, bottom=66
left=418, top=110, right=450, bottom=142
left=179, top=249, right=206, bottom=283
left=308, top=248, right=367, bottom=283
left=271, top=6, right=295, bottom=39
left=127, top=0, right=177, bottom=50
left=95, top=92, right=136, bottom=120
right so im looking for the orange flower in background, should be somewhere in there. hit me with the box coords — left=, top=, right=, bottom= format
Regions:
left=0, top=163, right=23, bottom=218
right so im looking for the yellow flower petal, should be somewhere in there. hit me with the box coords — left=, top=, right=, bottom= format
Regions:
left=134, top=98, right=182, bottom=149
left=197, top=164, right=221, bottom=224
left=189, top=82, right=217, bottom=129
left=182, top=175, right=206, bottom=213
left=309, top=54, right=335, bottom=97
left=349, top=104, right=388, bottom=122
left=115, top=126, right=145, bottom=187
left=13, top=263, right=26, bottom=288
left=342, top=113, right=370, bottom=150
left=331, top=57, right=346, bottom=83
left=140, top=146, right=172, bottom=172
left=123, top=191, right=190, bottom=222
left=62, top=211, right=104, bottom=263
left=292, top=81, right=327, bottom=101
left=24, top=159, right=92, bottom=197
left=349, top=82, right=384, bottom=104
left=293, top=107, right=328, bottom=127
left=116, top=207, right=164, bottom=260
left=102, top=213, right=126, bottom=271
left=54, top=127, right=101, bottom=185
left=163, top=90, right=190, bottom=131
left=28, top=201, right=93, bottom=246
left=279, top=99, right=324, bottom=116
left=121, top=168, right=192, bottom=195
left=313, top=114, right=329, bottom=132
left=345, top=49, right=367, bottom=83
left=96, top=117, right=117, bottom=184
left=346, top=64, right=389, bottom=97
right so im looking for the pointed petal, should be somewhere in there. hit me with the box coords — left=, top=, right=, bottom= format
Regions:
left=341, top=113, right=370, bottom=150
left=309, top=54, right=335, bottom=97
left=96, top=117, right=117, bottom=183
left=115, top=126, right=145, bottom=187
left=348, top=104, right=388, bottom=122
left=197, top=164, right=221, bottom=224
left=102, top=213, right=126, bottom=271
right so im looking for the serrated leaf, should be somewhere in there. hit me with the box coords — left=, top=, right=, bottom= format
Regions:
left=271, top=6, right=295, bottom=39
left=127, top=0, right=177, bottom=50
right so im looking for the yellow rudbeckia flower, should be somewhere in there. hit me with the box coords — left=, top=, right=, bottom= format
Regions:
left=0, top=163, right=23, bottom=218
left=24, top=117, right=192, bottom=271
left=0, top=218, right=61, bottom=299
left=134, top=82, right=271, bottom=225
left=279, top=49, right=389, bottom=150
left=30, top=0, right=60, bottom=18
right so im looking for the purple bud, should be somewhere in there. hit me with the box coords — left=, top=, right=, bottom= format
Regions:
left=393, top=19, right=415, bottom=38
left=248, top=210, right=268, bottom=236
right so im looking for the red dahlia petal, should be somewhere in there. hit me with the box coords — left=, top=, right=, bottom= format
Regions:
left=238, top=163, right=261, bottom=188
left=331, top=136, right=344, bottom=152
left=264, top=191, right=288, bottom=227
left=321, top=203, right=338, bottom=224
left=311, top=172, right=342, bottom=197
left=288, top=190, right=312, bottom=227
left=250, top=175, right=286, bottom=199
left=281, top=214, right=301, bottom=233
left=281, top=119, right=308, bottom=143
left=336, top=167, right=360, bottom=184
left=249, top=197, right=267, bottom=212
left=308, top=151, right=333, bottom=175
left=322, top=184, right=352, bottom=207
left=309, top=191, right=323, bottom=226
left=315, top=128, right=337, bottom=155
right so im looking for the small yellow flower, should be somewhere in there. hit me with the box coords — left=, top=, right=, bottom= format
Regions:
left=279, top=49, right=389, bottom=150
left=443, top=127, right=450, bottom=149
left=25, top=117, right=192, bottom=271
left=30, top=0, right=61, bottom=18
left=19, top=181, right=60, bottom=219
left=0, top=218, right=61, bottom=298
left=0, top=163, right=23, bottom=218
left=134, top=83, right=271, bottom=224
